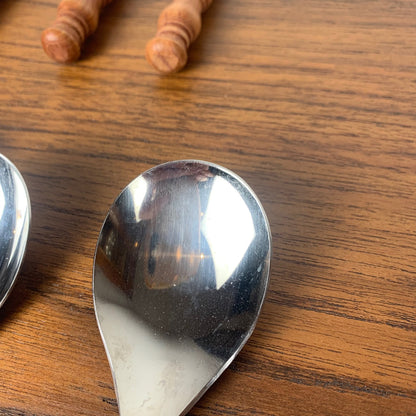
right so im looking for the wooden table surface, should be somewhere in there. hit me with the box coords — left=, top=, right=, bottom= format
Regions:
left=0, top=0, right=415, bottom=415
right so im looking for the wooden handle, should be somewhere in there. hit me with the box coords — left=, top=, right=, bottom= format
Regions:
left=146, top=0, right=213, bottom=74
left=41, top=0, right=112, bottom=63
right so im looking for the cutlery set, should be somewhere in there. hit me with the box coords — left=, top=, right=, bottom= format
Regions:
left=0, top=157, right=271, bottom=415
left=1, top=3, right=272, bottom=415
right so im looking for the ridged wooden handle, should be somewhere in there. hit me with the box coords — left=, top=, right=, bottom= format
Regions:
left=146, top=0, right=213, bottom=74
left=41, top=0, right=113, bottom=63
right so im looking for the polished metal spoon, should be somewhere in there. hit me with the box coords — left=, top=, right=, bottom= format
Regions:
left=93, top=160, right=271, bottom=416
left=0, top=154, right=31, bottom=308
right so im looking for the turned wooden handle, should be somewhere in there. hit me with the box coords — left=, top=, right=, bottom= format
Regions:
left=41, top=0, right=113, bottom=63
left=146, top=0, right=213, bottom=74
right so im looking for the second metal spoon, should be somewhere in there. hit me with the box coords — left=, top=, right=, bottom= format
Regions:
left=0, top=154, right=31, bottom=308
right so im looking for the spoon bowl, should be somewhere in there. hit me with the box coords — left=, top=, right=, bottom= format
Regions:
left=93, top=160, right=271, bottom=415
left=0, top=154, right=31, bottom=308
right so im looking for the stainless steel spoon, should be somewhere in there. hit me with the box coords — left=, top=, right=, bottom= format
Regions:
left=93, top=160, right=271, bottom=416
left=0, top=154, right=31, bottom=308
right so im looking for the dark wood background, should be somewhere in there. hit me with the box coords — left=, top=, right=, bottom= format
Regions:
left=0, top=0, right=415, bottom=415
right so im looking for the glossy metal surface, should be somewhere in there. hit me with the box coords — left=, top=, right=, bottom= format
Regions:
left=93, top=160, right=271, bottom=416
left=0, top=154, right=31, bottom=308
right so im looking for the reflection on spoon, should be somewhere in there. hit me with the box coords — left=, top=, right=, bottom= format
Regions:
left=93, top=160, right=271, bottom=416
left=0, top=154, right=31, bottom=308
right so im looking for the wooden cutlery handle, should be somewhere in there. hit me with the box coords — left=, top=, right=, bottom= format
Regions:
left=41, top=0, right=113, bottom=63
left=146, top=0, right=213, bottom=74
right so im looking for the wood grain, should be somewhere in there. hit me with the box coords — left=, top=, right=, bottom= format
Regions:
left=0, top=0, right=415, bottom=415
